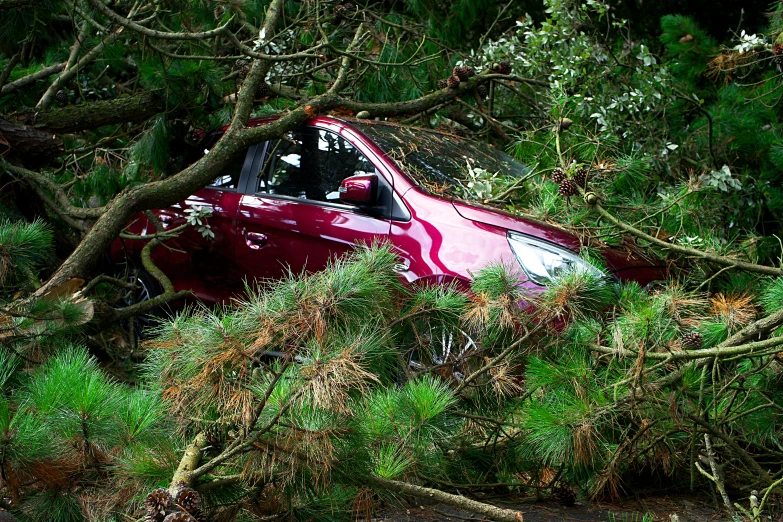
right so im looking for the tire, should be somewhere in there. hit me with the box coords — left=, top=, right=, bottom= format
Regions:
left=402, top=326, right=478, bottom=383
left=115, top=264, right=162, bottom=341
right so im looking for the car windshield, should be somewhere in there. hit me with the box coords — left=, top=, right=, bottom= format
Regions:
left=354, top=121, right=528, bottom=199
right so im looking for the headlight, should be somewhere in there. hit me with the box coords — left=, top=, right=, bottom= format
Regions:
left=507, top=231, right=604, bottom=285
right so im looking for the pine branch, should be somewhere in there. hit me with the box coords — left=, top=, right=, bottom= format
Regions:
left=368, top=476, right=524, bottom=522
left=0, top=159, right=104, bottom=219
left=170, top=433, right=208, bottom=490
left=86, top=0, right=235, bottom=40
left=699, top=433, right=740, bottom=520
left=687, top=414, right=783, bottom=495
left=36, top=23, right=89, bottom=110
left=0, top=63, right=66, bottom=96
left=589, top=335, right=783, bottom=361
left=585, top=195, right=783, bottom=277
left=0, top=51, right=21, bottom=91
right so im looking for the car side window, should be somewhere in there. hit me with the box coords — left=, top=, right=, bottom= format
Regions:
left=258, top=127, right=375, bottom=202
left=206, top=148, right=244, bottom=190
left=183, top=134, right=246, bottom=191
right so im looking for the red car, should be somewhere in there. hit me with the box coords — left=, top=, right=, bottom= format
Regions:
left=112, top=117, right=662, bottom=305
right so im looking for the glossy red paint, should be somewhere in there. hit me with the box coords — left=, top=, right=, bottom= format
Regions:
left=235, top=194, right=390, bottom=283
left=112, top=116, right=665, bottom=304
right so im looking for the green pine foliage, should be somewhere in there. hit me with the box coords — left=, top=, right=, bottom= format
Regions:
left=659, top=14, right=718, bottom=85
left=0, top=219, right=52, bottom=288
left=0, top=345, right=172, bottom=521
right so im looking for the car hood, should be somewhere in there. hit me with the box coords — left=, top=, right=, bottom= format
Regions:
left=451, top=200, right=664, bottom=276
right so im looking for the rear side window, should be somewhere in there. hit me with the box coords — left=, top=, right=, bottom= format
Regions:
left=257, top=127, right=375, bottom=202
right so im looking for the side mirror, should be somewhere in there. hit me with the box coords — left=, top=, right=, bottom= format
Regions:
left=339, top=174, right=378, bottom=206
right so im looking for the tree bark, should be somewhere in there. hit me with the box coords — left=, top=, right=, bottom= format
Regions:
left=0, top=118, right=62, bottom=159
left=17, top=91, right=166, bottom=134
left=369, top=476, right=524, bottom=522
left=170, top=433, right=208, bottom=492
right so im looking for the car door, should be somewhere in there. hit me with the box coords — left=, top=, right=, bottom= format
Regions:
left=235, top=125, right=392, bottom=285
left=149, top=144, right=257, bottom=303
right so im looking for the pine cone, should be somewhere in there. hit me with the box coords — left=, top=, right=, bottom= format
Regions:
left=681, top=331, right=703, bottom=348
left=773, top=43, right=783, bottom=67
left=558, top=178, right=578, bottom=197
left=257, top=82, right=271, bottom=98
left=553, top=486, right=577, bottom=507
left=235, top=60, right=250, bottom=79
left=213, top=4, right=226, bottom=19
left=334, top=3, right=355, bottom=19
left=476, top=84, right=488, bottom=98
left=573, top=168, right=588, bottom=187
left=551, top=168, right=566, bottom=184
left=437, top=79, right=448, bottom=89
left=453, top=65, right=474, bottom=81
left=162, top=513, right=195, bottom=522
left=446, top=75, right=461, bottom=89
left=175, top=487, right=201, bottom=517
left=498, top=61, right=512, bottom=75
left=145, top=489, right=172, bottom=521
left=55, top=90, right=68, bottom=103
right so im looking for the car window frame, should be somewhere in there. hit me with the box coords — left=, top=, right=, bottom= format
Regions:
left=243, top=125, right=410, bottom=221
left=202, top=144, right=260, bottom=193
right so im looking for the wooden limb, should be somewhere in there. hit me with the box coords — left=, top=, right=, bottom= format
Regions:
left=37, top=23, right=88, bottom=110
left=368, top=476, right=523, bottom=522
left=327, top=23, right=365, bottom=94
left=0, top=119, right=62, bottom=161
left=0, top=63, right=66, bottom=96
left=0, top=159, right=103, bottom=219
left=35, top=31, right=123, bottom=110
left=82, top=274, right=135, bottom=295
left=0, top=51, right=21, bottom=91
left=701, top=433, right=739, bottom=520
left=454, top=324, right=540, bottom=394
left=170, top=433, right=208, bottom=491
left=140, top=237, right=175, bottom=294
left=24, top=91, right=165, bottom=134
left=722, top=306, right=783, bottom=347
left=336, top=76, right=484, bottom=117
left=108, top=289, right=190, bottom=322
left=223, top=30, right=326, bottom=62
left=24, top=178, right=91, bottom=233
left=687, top=414, right=783, bottom=495
left=588, top=336, right=783, bottom=361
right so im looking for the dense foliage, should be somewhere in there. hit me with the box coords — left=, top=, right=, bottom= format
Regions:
left=3, top=0, right=783, bottom=520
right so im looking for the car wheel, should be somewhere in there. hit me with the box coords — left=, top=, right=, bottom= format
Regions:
left=116, top=265, right=161, bottom=343
left=403, top=326, right=479, bottom=383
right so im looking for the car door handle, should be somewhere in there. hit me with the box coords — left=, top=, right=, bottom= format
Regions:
left=245, top=231, right=268, bottom=249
